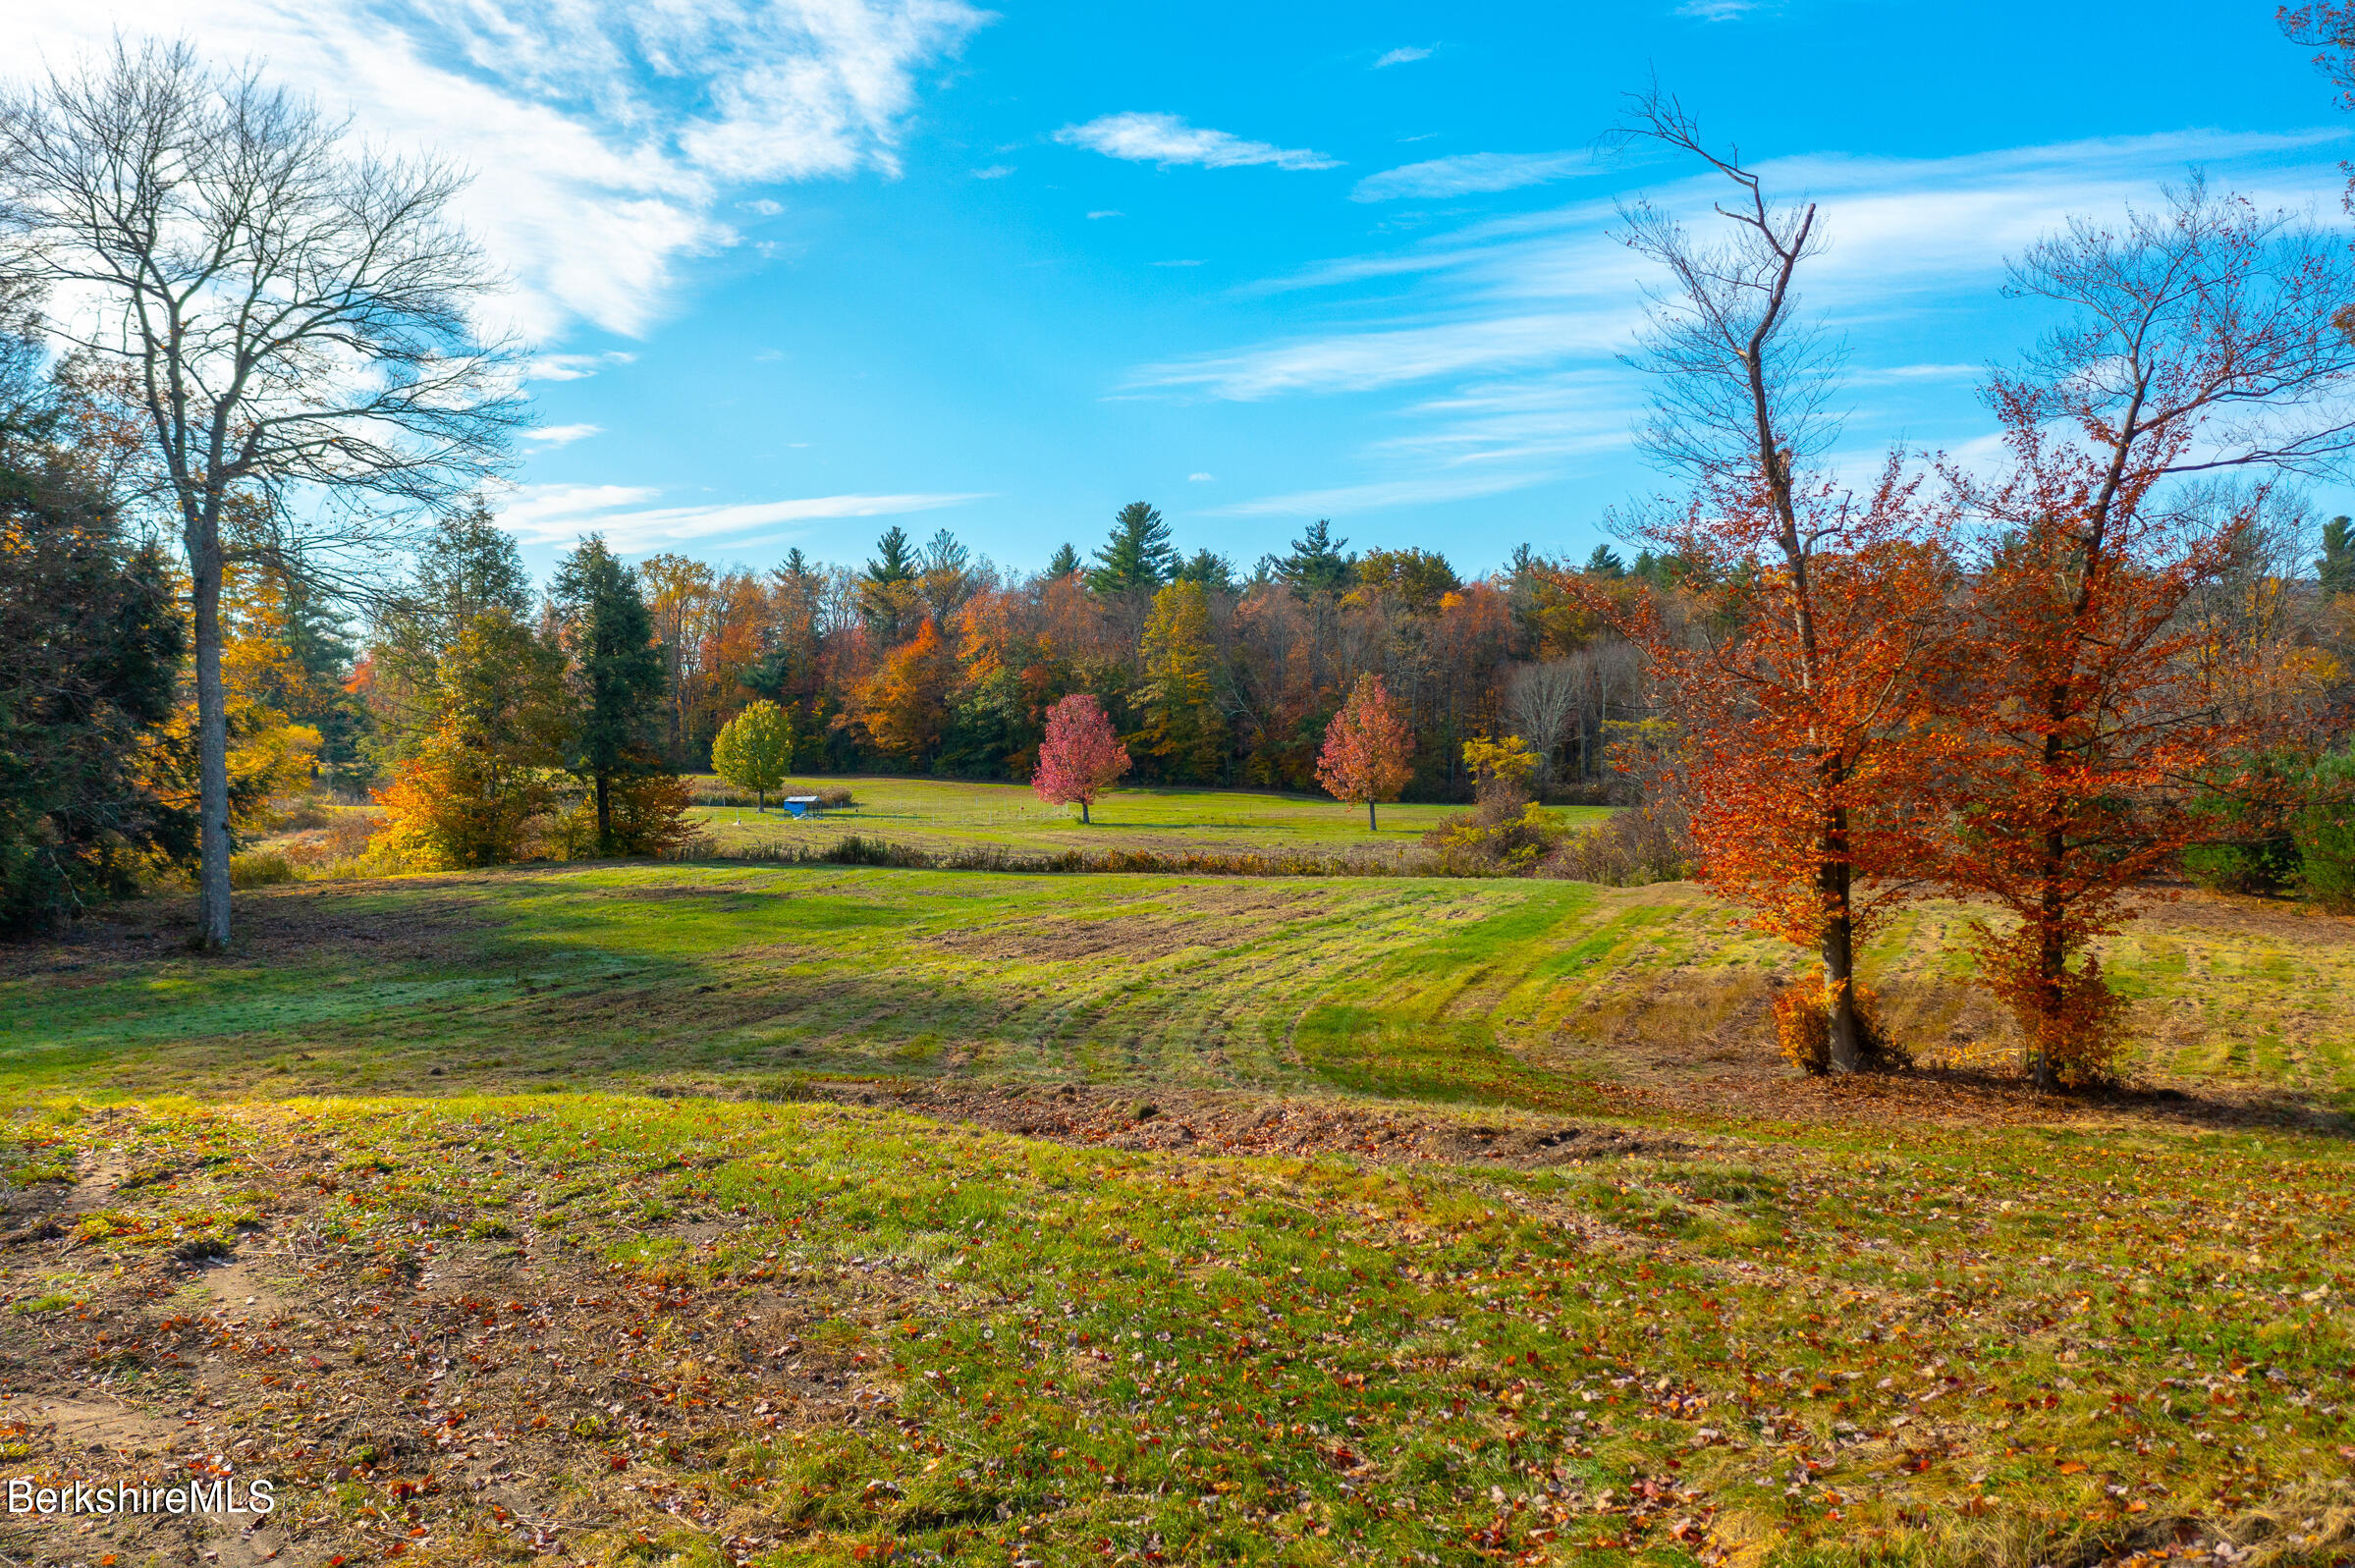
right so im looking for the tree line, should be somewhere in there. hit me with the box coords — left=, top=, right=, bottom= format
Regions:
left=344, top=503, right=1654, bottom=804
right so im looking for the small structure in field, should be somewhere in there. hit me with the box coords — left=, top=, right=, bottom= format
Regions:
left=783, top=795, right=824, bottom=819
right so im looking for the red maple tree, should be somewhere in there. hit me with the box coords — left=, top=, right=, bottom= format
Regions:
left=1932, top=184, right=2355, bottom=1086
left=1317, top=674, right=1412, bottom=831
left=1032, top=693, right=1129, bottom=824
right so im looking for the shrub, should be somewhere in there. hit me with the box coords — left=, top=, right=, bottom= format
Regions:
left=1969, top=923, right=2131, bottom=1088
left=2296, top=743, right=2355, bottom=913
left=2181, top=752, right=2303, bottom=895
left=1543, top=806, right=1693, bottom=886
left=1772, top=979, right=1908, bottom=1074
left=228, top=849, right=297, bottom=889
left=1421, top=734, right=1569, bottom=874
left=553, top=774, right=699, bottom=859
left=267, top=795, right=342, bottom=833
left=272, top=811, right=378, bottom=876
left=373, top=740, right=553, bottom=871
left=1422, top=802, right=1571, bottom=876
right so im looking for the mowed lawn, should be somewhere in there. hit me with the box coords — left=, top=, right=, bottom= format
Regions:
left=4, top=866, right=2355, bottom=1567
left=684, top=775, right=1591, bottom=864
left=6, top=863, right=2353, bottom=1107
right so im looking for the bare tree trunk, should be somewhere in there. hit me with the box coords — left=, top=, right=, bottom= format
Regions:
left=191, top=522, right=232, bottom=948
left=595, top=773, right=613, bottom=854
left=1080, top=799, right=1090, bottom=825
left=1368, top=798, right=1378, bottom=833
left=2033, top=854, right=2066, bottom=1092
left=1821, top=800, right=1860, bottom=1072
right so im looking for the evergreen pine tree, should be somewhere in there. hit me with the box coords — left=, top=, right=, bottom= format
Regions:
left=1277, top=518, right=1355, bottom=597
left=860, top=526, right=920, bottom=642
left=1174, top=549, right=1236, bottom=594
left=2321, top=515, right=2355, bottom=597
left=553, top=536, right=667, bottom=854
left=865, top=525, right=916, bottom=585
left=1047, top=542, right=1081, bottom=578
left=1086, top=502, right=1177, bottom=595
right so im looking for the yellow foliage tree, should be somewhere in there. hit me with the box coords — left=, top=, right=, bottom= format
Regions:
left=371, top=611, right=568, bottom=869
left=1138, top=580, right=1225, bottom=780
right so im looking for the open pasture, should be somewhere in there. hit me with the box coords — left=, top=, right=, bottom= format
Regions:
left=682, top=776, right=1578, bottom=867
left=3, top=866, right=2353, bottom=1568
left=5, top=865, right=2352, bottom=1111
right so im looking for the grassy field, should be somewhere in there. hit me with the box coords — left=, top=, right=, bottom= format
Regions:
left=682, top=776, right=1600, bottom=866
left=4, top=864, right=2354, bottom=1567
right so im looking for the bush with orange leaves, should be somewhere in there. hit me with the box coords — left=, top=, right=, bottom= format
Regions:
left=1772, top=978, right=1907, bottom=1075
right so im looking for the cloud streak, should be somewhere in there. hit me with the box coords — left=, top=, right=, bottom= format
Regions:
left=498, top=485, right=989, bottom=549
left=1055, top=112, right=1339, bottom=172
left=1180, top=127, right=2352, bottom=515
left=1352, top=150, right=1591, bottom=202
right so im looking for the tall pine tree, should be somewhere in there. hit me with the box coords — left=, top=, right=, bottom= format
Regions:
left=553, top=536, right=666, bottom=854
left=1086, top=502, right=1177, bottom=596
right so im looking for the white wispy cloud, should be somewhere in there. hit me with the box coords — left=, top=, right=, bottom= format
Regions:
left=1373, top=46, right=1432, bottom=68
left=1, top=0, right=989, bottom=344
left=498, top=485, right=988, bottom=549
left=972, top=164, right=1015, bottom=180
left=1679, top=0, right=1762, bottom=18
left=1352, top=151, right=1589, bottom=202
left=1133, top=312, right=1625, bottom=402
left=1187, top=472, right=1215, bottom=482
left=1054, top=112, right=1339, bottom=172
left=522, top=351, right=638, bottom=382
left=1177, top=128, right=2351, bottom=516
left=524, top=422, right=605, bottom=446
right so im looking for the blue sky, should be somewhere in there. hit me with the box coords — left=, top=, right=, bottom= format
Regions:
left=11, top=1, right=2354, bottom=578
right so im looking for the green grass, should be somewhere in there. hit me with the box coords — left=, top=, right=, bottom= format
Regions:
left=9, top=1090, right=2353, bottom=1566
left=7, top=866, right=2355, bottom=1564
left=685, top=774, right=1608, bottom=864
left=12, top=866, right=2354, bottom=1105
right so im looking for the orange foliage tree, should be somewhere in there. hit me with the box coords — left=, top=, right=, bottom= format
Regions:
left=1595, top=88, right=1954, bottom=1071
left=858, top=617, right=955, bottom=766
left=1934, top=184, right=2355, bottom=1087
left=1589, top=467, right=1952, bottom=1071
left=1316, top=674, right=1412, bottom=831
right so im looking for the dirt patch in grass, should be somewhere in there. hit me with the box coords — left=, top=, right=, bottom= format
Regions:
left=2121, top=884, right=2355, bottom=942
left=0, top=879, right=503, bottom=980
left=765, top=1078, right=1693, bottom=1166
left=0, top=1121, right=913, bottom=1568
left=922, top=883, right=1330, bottom=962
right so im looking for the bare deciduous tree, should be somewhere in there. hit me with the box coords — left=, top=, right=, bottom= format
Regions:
left=0, top=37, right=522, bottom=947
left=1505, top=660, right=1582, bottom=790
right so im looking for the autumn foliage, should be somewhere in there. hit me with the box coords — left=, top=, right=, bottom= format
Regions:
left=1317, top=674, right=1413, bottom=831
left=1031, top=693, right=1129, bottom=824
left=1922, top=187, right=2344, bottom=1085
left=1584, top=464, right=1951, bottom=1014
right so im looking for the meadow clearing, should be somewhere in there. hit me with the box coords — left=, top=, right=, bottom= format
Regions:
left=679, top=776, right=1578, bottom=868
left=3, top=835, right=2353, bottom=1568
